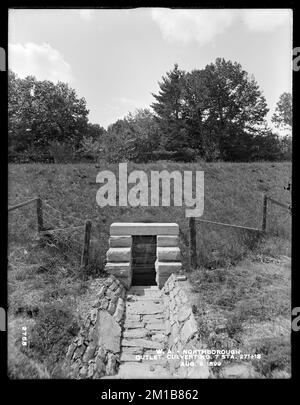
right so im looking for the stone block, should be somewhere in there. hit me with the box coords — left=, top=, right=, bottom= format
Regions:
left=79, top=365, right=88, bottom=378
left=105, top=262, right=131, bottom=278
left=106, top=353, right=118, bottom=376
left=124, top=321, right=143, bottom=329
left=92, top=310, right=121, bottom=354
left=109, top=235, right=132, bottom=247
left=157, top=247, right=181, bottom=262
left=107, top=300, right=117, bottom=315
left=151, top=333, right=165, bottom=343
left=123, top=328, right=149, bottom=339
left=126, top=301, right=164, bottom=315
left=177, top=306, right=192, bottom=323
left=120, top=352, right=141, bottom=362
left=156, top=274, right=170, bottom=289
left=110, top=222, right=179, bottom=236
left=121, top=338, right=163, bottom=350
left=145, top=322, right=165, bottom=332
left=113, top=298, right=125, bottom=323
left=96, top=285, right=107, bottom=300
left=106, top=247, right=131, bottom=262
left=87, top=362, right=95, bottom=379
left=82, top=343, right=97, bottom=363
left=180, top=316, right=198, bottom=344
left=143, top=314, right=164, bottom=322
left=115, top=277, right=131, bottom=290
left=73, top=344, right=86, bottom=361
left=95, top=357, right=106, bottom=378
left=66, top=342, right=77, bottom=361
left=121, top=346, right=143, bottom=355
left=155, top=261, right=182, bottom=276
left=157, top=235, right=179, bottom=247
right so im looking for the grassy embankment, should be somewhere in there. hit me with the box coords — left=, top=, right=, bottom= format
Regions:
left=8, top=161, right=291, bottom=378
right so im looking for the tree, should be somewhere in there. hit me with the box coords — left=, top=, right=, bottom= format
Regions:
left=203, top=59, right=268, bottom=131
left=151, top=64, right=187, bottom=151
left=200, top=58, right=269, bottom=160
left=104, top=109, right=160, bottom=162
left=125, top=109, right=161, bottom=161
left=78, top=135, right=104, bottom=162
left=151, top=59, right=269, bottom=161
left=104, top=117, right=134, bottom=162
left=272, top=92, right=292, bottom=131
left=181, top=69, right=218, bottom=159
left=279, top=135, right=292, bottom=160
left=8, top=71, right=89, bottom=161
left=86, top=123, right=106, bottom=141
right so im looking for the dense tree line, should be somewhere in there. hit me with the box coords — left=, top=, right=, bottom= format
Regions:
left=8, top=71, right=105, bottom=162
left=8, top=59, right=292, bottom=163
left=149, top=59, right=291, bottom=161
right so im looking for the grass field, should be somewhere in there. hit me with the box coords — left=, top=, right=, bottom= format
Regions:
left=7, top=161, right=292, bottom=378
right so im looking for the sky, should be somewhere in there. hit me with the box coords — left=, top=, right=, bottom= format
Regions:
left=8, top=8, right=292, bottom=130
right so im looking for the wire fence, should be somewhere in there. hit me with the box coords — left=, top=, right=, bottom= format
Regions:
left=8, top=191, right=291, bottom=276
left=180, top=192, right=291, bottom=270
left=8, top=197, right=91, bottom=277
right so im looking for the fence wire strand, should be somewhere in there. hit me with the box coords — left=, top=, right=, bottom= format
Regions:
left=8, top=198, right=87, bottom=275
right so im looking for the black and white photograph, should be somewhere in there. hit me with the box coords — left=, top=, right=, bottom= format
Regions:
left=5, top=7, right=293, bottom=382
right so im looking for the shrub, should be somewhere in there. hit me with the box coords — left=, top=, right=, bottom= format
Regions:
left=48, top=141, right=75, bottom=163
left=252, top=337, right=291, bottom=377
left=8, top=342, right=50, bottom=379
left=25, top=302, right=79, bottom=372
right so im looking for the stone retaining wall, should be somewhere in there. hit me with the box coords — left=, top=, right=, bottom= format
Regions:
left=162, top=274, right=211, bottom=378
left=62, top=275, right=126, bottom=379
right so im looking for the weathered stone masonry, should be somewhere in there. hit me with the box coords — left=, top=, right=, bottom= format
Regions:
left=163, top=274, right=211, bottom=378
left=105, top=223, right=182, bottom=289
left=63, top=273, right=212, bottom=379
left=62, top=275, right=126, bottom=379
left=63, top=223, right=213, bottom=379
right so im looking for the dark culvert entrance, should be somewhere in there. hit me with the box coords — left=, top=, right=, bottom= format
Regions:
left=132, top=235, right=157, bottom=286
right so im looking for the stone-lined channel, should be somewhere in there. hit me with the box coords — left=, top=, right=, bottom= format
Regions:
left=116, top=286, right=172, bottom=378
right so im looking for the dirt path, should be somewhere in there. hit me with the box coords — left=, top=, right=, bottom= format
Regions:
left=115, top=286, right=172, bottom=379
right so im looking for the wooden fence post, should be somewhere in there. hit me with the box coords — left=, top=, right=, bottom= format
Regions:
left=262, top=194, right=268, bottom=232
left=36, top=197, right=44, bottom=232
left=188, top=216, right=197, bottom=270
left=81, top=220, right=92, bottom=269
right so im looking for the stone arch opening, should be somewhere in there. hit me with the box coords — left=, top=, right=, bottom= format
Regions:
left=105, top=223, right=182, bottom=289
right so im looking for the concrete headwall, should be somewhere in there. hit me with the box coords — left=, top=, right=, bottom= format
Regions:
left=105, top=223, right=182, bottom=289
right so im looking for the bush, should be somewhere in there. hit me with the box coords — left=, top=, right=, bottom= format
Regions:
left=25, top=302, right=79, bottom=372
left=48, top=141, right=75, bottom=163
left=149, top=148, right=198, bottom=162
left=252, top=337, right=291, bottom=377
left=8, top=342, right=50, bottom=379
left=8, top=145, right=54, bottom=163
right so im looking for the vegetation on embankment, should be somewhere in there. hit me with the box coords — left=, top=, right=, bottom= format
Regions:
left=8, top=161, right=291, bottom=378
left=188, top=256, right=291, bottom=378
left=9, top=161, right=291, bottom=267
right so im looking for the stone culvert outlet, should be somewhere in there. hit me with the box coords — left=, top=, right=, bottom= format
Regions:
left=63, top=273, right=212, bottom=379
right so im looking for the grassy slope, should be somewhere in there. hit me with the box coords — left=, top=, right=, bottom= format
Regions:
left=8, top=161, right=291, bottom=378
left=8, top=161, right=291, bottom=262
